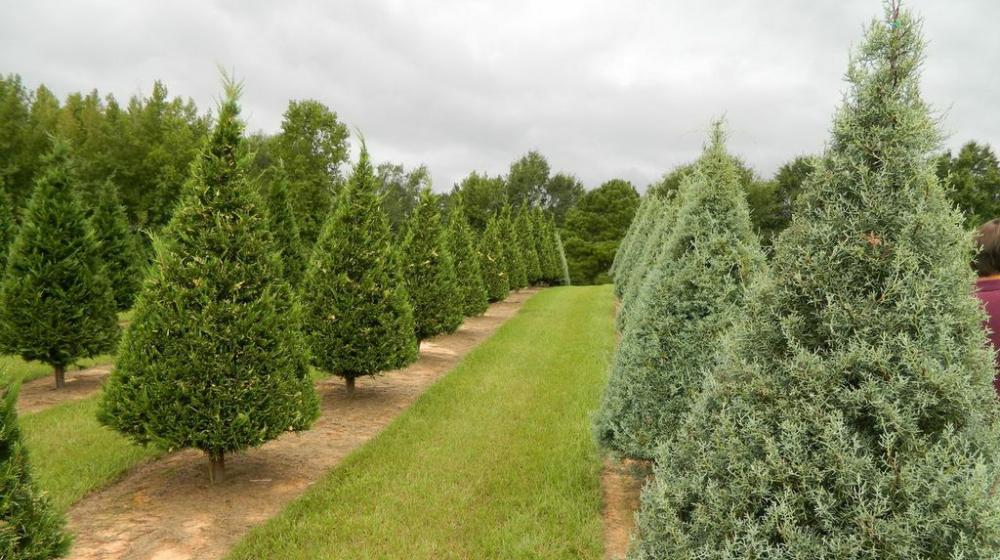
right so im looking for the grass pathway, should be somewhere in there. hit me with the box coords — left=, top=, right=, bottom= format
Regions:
left=227, top=285, right=616, bottom=560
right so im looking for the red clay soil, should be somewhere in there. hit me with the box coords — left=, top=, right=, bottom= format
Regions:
left=17, top=364, right=113, bottom=415
left=601, top=458, right=652, bottom=560
left=64, top=289, right=537, bottom=560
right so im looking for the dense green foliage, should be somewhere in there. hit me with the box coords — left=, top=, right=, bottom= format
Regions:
left=227, top=286, right=615, bottom=560
left=596, top=125, right=764, bottom=460
left=98, top=82, right=319, bottom=478
left=270, top=100, right=350, bottom=247
left=0, top=190, right=15, bottom=274
left=499, top=205, right=528, bottom=290
left=0, top=383, right=70, bottom=559
left=260, top=164, right=307, bottom=286
left=610, top=196, right=663, bottom=298
left=615, top=194, right=678, bottom=333
left=937, top=141, right=1000, bottom=228
left=376, top=161, right=431, bottom=234
left=0, top=141, right=119, bottom=388
left=631, top=6, right=1000, bottom=558
left=89, top=180, right=143, bottom=310
left=561, top=179, right=639, bottom=285
left=515, top=204, right=543, bottom=285
left=452, top=171, right=507, bottom=232
left=479, top=216, right=510, bottom=302
left=447, top=199, right=489, bottom=316
left=300, top=146, right=418, bottom=386
left=402, top=189, right=464, bottom=340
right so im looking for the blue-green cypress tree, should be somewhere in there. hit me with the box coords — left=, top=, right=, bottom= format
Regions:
left=632, top=4, right=1000, bottom=557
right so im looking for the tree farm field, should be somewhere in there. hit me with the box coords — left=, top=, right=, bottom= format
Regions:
left=11, top=286, right=616, bottom=559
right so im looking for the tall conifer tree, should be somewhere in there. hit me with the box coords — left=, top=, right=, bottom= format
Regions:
left=447, top=198, right=489, bottom=316
left=261, top=163, right=307, bottom=286
left=499, top=205, right=528, bottom=290
left=480, top=216, right=510, bottom=302
left=401, top=188, right=464, bottom=340
left=516, top=203, right=542, bottom=285
left=0, top=141, right=119, bottom=389
left=90, top=179, right=144, bottom=311
left=300, top=145, right=418, bottom=392
left=595, top=123, right=764, bottom=460
left=632, top=5, right=1000, bottom=558
left=99, top=79, right=319, bottom=483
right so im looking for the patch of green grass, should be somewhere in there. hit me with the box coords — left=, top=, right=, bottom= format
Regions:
left=21, top=397, right=163, bottom=512
left=227, top=285, right=616, bottom=560
left=0, top=354, right=115, bottom=385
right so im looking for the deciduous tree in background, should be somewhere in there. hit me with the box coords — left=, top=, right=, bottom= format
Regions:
left=632, top=6, right=1000, bottom=557
left=452, top=171, right=507, bottom=232
left=937, top=141, right=1000, bottom=228
left=99, top=80, right=319, bottom=483
left=0, top=141, right=119, bottom=389
left=301, top=145, right=418, bottom=393
left=402, top=189, right=464, bottom=340
left=0, top=382, right=70, bottom=558
left=561, top=179, right=639, bottom=285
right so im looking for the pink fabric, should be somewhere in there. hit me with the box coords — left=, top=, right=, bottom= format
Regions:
left=974, top=277, right=1000, bottom=396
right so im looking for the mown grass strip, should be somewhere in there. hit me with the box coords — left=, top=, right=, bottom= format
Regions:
left=227, top=285, right=616, bottom=560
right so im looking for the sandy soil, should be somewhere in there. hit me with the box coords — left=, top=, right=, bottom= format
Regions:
left=64, top=289, right=537, bottom=560
left=601, top=458, right=652, bottom=560
left=17, top=364, right=113, bottom=415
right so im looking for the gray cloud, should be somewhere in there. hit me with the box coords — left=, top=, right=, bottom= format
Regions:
left=1, top=0, right=997, bottom=191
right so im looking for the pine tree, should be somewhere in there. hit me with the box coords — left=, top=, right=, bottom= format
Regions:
left=98, top=80, right=319, bottom=483
left=616, top=193, right=678, bottom=333
left=554, top=225, right=571, bottom=286
left=529, top=207, right=554, bottom=285
left=261, top=163, right=307, bottom=287
left=447, top=198, right=489, bottom=316
left=300, top=145, right=418, bottom=393
left=499, top=205, right=528, bottom=290
left=480, top=216, right=510, bottom=302
left=632, top=5, right=1000, bottom=558
left=90, top=180, right=143, bottom=311
left=516, top=203, right=542, bottom=285
left=0, top=382, right=70, bottom=559
left=0, top=140, right=119, bottom=389
left=401, top=188, right=464, bottom=340
left=594, top=123, right=764, bottom=460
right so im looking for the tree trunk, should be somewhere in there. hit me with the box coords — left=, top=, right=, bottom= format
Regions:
left=208, top=452, right=226, bottom=483
left=54, top=364, right=66, bottom=389
left=345, top=376, right=355, bottom=395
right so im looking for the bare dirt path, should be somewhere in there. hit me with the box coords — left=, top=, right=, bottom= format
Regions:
left=65, top=289, right=538, bottom=560
left=601, top=458, right=652, bottom=560
left=17, top=364, right=113, bottom=415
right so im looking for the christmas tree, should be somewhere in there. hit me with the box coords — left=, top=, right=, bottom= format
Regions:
left=90, top=179, right=144, bottom=311
left=480, top=215, right=510, bottom=302
left=447, top=197, right=489, bottom=316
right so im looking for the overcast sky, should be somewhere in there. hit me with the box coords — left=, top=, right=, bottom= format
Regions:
left=1, top=0, right=997, bottom=191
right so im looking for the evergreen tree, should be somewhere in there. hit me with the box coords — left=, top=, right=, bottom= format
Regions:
left=479, top=216, right=510, bottom=302
left=98, top=80, right=319, bottom=483
left=0, top=140, right=119, bottom=389
left=611, top=196, right=663, bottom=298
left=616, top=193, right=678, bottom=333
left=300, top=145, right=418, bottom=393
left=594, top=123, right=765, bottom=460
left=499, top=205, right=528, bottom=290
left=261, top=163, right=307, bottom=286
left=90, top=180, right=143, bottom=311
left=515, top=203, right=542, bottom=285
left=632, top=5, right=1000, bottom=558
left=561, top=179, right=640, bottom=285
left=0, top=187, right=14, bottom=275
left=401, top=188, right=464, bottom=340
left=0, top=382, right=70, bottom=559
left=555, top=227, right=571, bottom=286
left=447, top=198, right=489, bottom=316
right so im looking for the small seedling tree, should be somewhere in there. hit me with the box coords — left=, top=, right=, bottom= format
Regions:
left=300, top=144, right=418, bottom=393
left=0, top=141, right=119, bottom=389
left=98, top=80, right=319, bottom=483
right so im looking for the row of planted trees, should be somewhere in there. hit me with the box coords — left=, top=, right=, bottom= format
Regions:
left=0, top=77, right=570, bottom=556
left=596, top=2, right=1000, bottom=558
